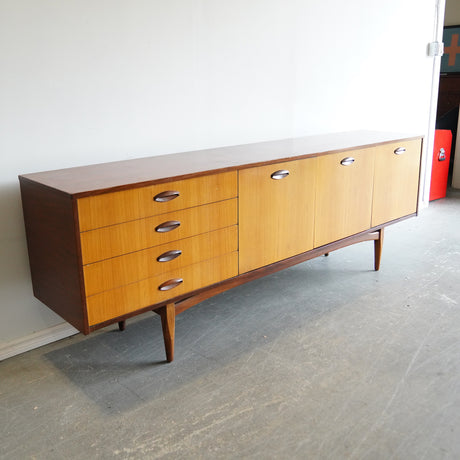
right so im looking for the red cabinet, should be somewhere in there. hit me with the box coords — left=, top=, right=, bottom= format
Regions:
left=430, top=129, right=452, bottom=201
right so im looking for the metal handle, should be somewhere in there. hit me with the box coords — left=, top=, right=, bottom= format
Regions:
left=155, top=220, right=180, bottom=233
left=154, top=190, right=180, bottom=202
left=157, top=249, right=182, bottom=263
left=271, top=169, right=290, bottom=180
left=158, top=278, right=183, bottom=291
left=340, top=157, right=355, bottom=166
left=394, top=147, right=406, bottom=155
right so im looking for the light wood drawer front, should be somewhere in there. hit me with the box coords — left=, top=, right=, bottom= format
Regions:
left=80, top=199, right=237, bottom=264
left=86, top=252, right=238, bottom=326
left=77, top=171, right=237, bottom=231
left=83, top=226, right=238, bottom=296
left=372, top=139, right=421, bottom=227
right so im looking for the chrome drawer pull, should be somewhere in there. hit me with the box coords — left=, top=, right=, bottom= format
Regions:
left=158, top=278, right=183, bottom=291
left=340, top=157, right=355, bottom=166
left=271, top=169, right=290, bottom=180
left=157, top=249, right=182, bottom=262
left=154, top=190, right=180, bottom=202
left=394, top=147, right=406, bottom=155
left=155, top=220, right=181, bottom=233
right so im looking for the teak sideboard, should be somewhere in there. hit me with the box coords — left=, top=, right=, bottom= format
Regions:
left=19, top=131, right=423, bottom=362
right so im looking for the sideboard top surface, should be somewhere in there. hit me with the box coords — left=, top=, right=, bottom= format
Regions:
left=19, top=130, right=423, bottom=197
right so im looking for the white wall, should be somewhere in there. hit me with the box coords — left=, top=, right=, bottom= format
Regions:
left=0, top=0, right=439, bottom=357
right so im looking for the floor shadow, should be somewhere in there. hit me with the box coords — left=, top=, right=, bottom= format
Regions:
left=43, top=256, right=377, bottom=414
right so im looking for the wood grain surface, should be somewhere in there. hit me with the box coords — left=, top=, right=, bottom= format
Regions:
left=371, top=139, right=422, bottom=227
left=77, top=171, right=237, bottom=231
left=19, top=131, right=422, bottom=197
left=19, top=179, right=87, bottom=332
left=86, top=252, right=238, bottom=326
left=314, top=147, right=375, bottom=248
left=80, top=199, right=237, bottom=264
left=239, top=158, right=317, bottom=273
left=83, top=226, right=237, bottom=295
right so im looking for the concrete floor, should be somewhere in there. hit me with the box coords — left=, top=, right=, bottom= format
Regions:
left=1, top=190, right=460, bottom=460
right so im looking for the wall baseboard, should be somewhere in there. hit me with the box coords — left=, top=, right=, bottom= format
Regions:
left=0, top=323, right=78, bottom=361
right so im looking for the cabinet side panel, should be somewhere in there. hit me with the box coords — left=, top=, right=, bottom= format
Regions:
left=19, top=179, right=86, bottom=333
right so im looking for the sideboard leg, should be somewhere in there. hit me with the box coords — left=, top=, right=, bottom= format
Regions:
left=159, top=303, right=176, bottom=363
left=118, top=320, right=126, bottom=331
left=374, top=228, right=384, bottom=271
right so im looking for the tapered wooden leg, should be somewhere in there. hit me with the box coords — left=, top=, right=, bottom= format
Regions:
left=159, top=303, right=176, bottom=362
left=118, top=320, right=126, bottom=331
left=374, top=228, right=384, bottom=271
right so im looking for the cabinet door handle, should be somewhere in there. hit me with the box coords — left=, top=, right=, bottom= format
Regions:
left=155, top=220, right=181, bottom=233
left=154, top=190, right=180, bottom=202
left=394, top=147, right=406, bottom=155
left=157, top=249, right=182, bottom=262
left=340, top=157, right=355, bottom=166
left=271, top=169, right=290, bottom=180
left=158, top=278, right=183, bottom=291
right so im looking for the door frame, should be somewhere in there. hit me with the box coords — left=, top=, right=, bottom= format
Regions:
left=420, top=0, right=447, bottom=207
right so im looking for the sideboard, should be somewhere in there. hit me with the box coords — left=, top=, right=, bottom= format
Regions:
left=19, top=131, right=423, bottom=362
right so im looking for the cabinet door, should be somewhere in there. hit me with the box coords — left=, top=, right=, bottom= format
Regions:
left=239, top=158, right=317, bottom=273
left=372, top=139, right=422, bottom=227
left=314, top=149, right=375, bottom=248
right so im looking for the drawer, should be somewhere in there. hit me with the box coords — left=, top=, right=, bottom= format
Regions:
left=86, top=252, right=239, bottom=326
left=80, top=198, right=237, bottom=264
left=77, top=171, right=237, bottom=231
left=83, top=226, right=238, bottom=296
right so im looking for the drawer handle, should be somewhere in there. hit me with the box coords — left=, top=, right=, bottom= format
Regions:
left=394, top=147, right=406, bottom=155
left=158, top=278, right=183, bottom=291
left=154, top=190, right=180, bottom=202
left=157, top=249, right=182, bottom=262
left=340, top=157, right=355, bottom=166
left=271, top=169, right=290, bottom=180
left=155, top=220, right=181, bottom=233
